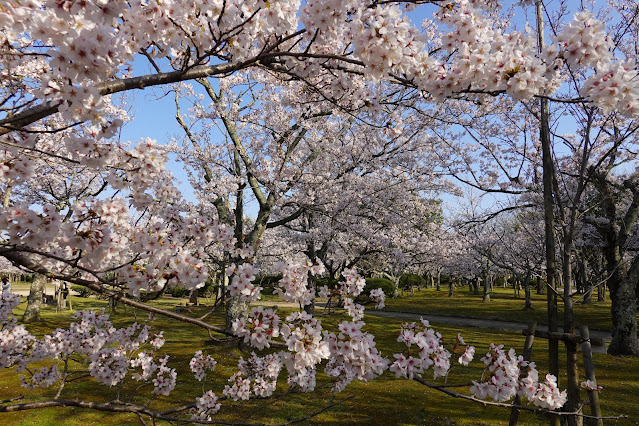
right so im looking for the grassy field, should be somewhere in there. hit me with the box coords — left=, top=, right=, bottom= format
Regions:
left=383, top=286, right=630, bottom=332
left=0, top=292, right=637, bottom=425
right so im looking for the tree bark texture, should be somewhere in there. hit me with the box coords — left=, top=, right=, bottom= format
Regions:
left=22, top=274, right=46, bottom=323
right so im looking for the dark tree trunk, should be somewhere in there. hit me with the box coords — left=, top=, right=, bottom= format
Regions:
left=22, top=274, right=46, bottom=323
left=482, top=274, right=490, bottom=302
left=536, top=274, right=544, bottom=295
left=436, top=270, right=441, bottom=291
left=594, top=172, right=639, bottom=355
left=582, top=280, right=592, bottom=304
left=189, top=289, right=198, bottom=306
left=562, top=246, right=581, bottom=425
left=536, top=0, right=560, bottom=405
left=304, top=272, right=317, bottom=315
left=608, top=254, right=639, bottom=355
left=523, top=272, right=533, bottom=311
left=597, top=281, right=606, bottom=302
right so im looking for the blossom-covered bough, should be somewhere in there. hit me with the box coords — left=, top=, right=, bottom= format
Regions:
left=0, top=0, right=636, bottom=423
left=0, top=268, right=585, bottom=424
left=2, top=266, right=617, bottom=424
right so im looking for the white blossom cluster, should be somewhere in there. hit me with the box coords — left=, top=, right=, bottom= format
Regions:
left=273, top=260, right=325, bottom=305
left=582, top=59, right=639, bottom=117
left=223, top=352, right=282, bottom=400
left=0, top=298, right=176, bottom=395
left=0, top=287, right=572, bottom=414
left=554, top=11, right=612, bottom=69
left=152, top=355, right=177, bottom=396
left=226, top=263, right=261, bottom=302
left=232, top=306, right=280, bottom=350
left=340, top=267, right=366, bottom=297
left=368, top=288, right=386, bottom=309
left=191, top=390, right=221, bottom=422
left=0, top=139, right=236, bottom=298
left=279, top=311, right=330, bottom=391
left=470, top=344, right=567, bottom=410
left=390, top=319, right=458, bottom=380
left=324, top=321, right=389, bottom=392
left=189, top=350, right=217, bottom=381
left=581, top=379, right=603, bottom=392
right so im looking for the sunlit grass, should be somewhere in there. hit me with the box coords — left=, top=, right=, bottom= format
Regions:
left=383, top=286, right=627, bottom=331
left=0, top=294, right=637, bottom=425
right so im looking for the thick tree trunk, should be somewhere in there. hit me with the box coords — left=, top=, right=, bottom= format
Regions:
left=482, top=275, right=490, bottom=302
left=189, top=289, right=198, bottom=306
left=523, top=272, right=533, bottom=311
left=304, top=272, right=317, bottom=315
left=597, top=281, right=606, bottom=302
left=536, top=275, right=544, bottom=295
left=448, top=277, right=454, bottom=297
left=436, top=270, right=441, bottom=291
left=22, top=274, right=46, bottom=323
left=225, top=296, right=251, bottom=333
left=608, top=255, right=639, bottom=355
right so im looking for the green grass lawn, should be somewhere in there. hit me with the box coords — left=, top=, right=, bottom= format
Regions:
left=383, top=286, right=629, bottom=332
left=0, top=294, right=637, bottom=425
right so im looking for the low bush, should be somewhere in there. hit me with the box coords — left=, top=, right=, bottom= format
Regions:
left=316, top=277, right=339, bottom=290
left=363, top=277, right=396, bottom=298
left=168, top=286, right=190, bottom=298
left=71, top=285, right=92, bottom=298
left=255, top=274, right=283, bottom=295
left=399, top=273, right=426, bottom=290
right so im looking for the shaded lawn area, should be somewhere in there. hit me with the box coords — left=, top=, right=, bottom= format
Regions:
left=383, top=287, right=630, bottom=332
left=0, top=295, right=637, bottom=425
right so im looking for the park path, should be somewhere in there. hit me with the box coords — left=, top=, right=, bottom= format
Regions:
left=9, top=292, right=610, bottom=353
left=365, top=310, right=611, bottom=353
left=251, top=301, right=612, bottom=354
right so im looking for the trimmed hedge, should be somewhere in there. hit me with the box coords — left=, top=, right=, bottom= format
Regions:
left=169, top=286, right=190, bottom=298
left=71, top=285, right=92, bottom=298
left=363, top=277, right=396, bottom=298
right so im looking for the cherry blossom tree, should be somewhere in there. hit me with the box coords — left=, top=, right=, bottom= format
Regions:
left=1, top=0, right=637, bottom=423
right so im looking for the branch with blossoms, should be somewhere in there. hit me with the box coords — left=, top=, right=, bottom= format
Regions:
left=0, top=265, right=625, bottom=424
left=0, top=291, right=355, bottom=424
left=3, top=0, right=639, bottom=148
left=413, top=376, right=624, bottom=422
left=0, top=251, right=233, bottom=337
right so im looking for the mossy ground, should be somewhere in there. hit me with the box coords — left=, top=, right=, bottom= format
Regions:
left=1, top=288, right=637, bottom=425
left=383, top=286, right=629, bottom=332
